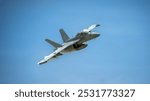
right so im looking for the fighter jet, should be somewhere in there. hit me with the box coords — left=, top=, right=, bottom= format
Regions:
left=38, top=24, right=100, bottom=65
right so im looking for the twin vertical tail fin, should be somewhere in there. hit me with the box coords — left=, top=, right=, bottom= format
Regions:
left=59, top=29, right=70, bottom=43
left=45, top=29, right=70, bottom=48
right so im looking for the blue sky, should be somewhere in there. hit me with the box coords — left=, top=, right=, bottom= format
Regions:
left=0, top=0, right=150, bottom=84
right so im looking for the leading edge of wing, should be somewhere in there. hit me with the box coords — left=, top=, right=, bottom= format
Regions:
left=37, top=39, right=79, bottom=65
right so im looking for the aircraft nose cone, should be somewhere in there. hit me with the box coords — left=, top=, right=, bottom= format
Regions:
left=96, top=24, right=100, bottom=27
left=93, top=34, right=100, bottom=38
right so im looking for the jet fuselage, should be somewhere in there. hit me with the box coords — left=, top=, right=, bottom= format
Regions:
left=38, top=24, right=100, bottom=65
left=61, top=32, right=100, bottom=53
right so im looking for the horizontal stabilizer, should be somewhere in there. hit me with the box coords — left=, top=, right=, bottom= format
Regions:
left=45, top=39, right=62, bottom=48
left=59, top=29, right=70, bottom=43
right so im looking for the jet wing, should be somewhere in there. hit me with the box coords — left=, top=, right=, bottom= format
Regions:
left=37, top=39, right=79, bottom=65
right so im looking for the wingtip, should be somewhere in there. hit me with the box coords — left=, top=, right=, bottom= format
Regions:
left=37, top=60, right=47, bottom=65
left=37, top=62, right=41, bottom=65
